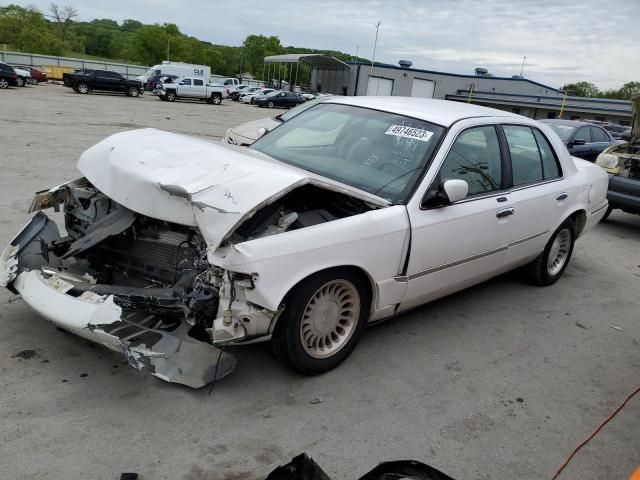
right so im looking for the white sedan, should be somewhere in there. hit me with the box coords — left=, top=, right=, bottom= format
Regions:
left=241, top=87, right=276, bottom=104
left=0, top=97, right=608, bottom=387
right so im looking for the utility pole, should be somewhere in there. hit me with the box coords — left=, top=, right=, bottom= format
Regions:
left=519, top=56, right=526, bottom=77
left=167, top=36, right=170, bottom=61
left=367, top=21, right=381, bottom=95
left=355, top=45, right=359, bottom=62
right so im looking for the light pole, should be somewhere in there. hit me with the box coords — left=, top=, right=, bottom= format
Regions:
left=366, top=21, right=381, bottom=95
left=519, top=56, right=526, bottom=77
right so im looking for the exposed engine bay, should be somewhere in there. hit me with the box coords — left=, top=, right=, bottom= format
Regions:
left=3, top=178, right=376, bottom=387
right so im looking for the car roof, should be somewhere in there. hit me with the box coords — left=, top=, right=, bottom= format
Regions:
left=322, top=96, right=522, bottom=127
left=539, top=119, right=591, bottom=127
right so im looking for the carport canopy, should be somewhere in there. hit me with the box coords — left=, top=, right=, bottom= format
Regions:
left=264, top=54, right=350, bottom=71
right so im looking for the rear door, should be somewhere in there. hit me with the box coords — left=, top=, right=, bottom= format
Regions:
left=500, top=125, right=568, bottom=266
left=193, top=78, right=205, bottom=98
left=590, top=126, right=612, bottom=158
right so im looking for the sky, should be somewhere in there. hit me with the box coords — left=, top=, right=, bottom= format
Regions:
left=17, top=0, right=640, bottom=90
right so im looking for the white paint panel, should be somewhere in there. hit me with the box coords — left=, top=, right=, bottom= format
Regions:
left=367, top=77, right=393, bottom=96
left=411, top=78, right=435, bottom=98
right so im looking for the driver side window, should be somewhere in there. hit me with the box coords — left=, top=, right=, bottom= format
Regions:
left=438, top=126, right=502, bottom=197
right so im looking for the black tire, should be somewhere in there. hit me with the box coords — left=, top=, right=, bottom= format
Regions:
left=267, top=101, right=274, bottom=108
left=270, top=268, right=371, bottom=375
left=76, top=82, right=89, bottom=94
left=250, top=98, right=255, bottom=104
left=31, top=79, right=38, bottom=86
left=0, top=78, right=8, bottom=89
left=601, top=205, right=613, bottom=222
left=166, top=91, right=176, bottom=102
left=16, top=76, right=25, bottom=87
left=211, top=93, right=222, bottom=105
left=525, top=219, right=576, bottom=286
left=128, top=86, right=140, bottom=97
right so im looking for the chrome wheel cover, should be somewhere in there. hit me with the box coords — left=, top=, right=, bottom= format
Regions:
left=300, top=279, right=360, bottom=359
left=547, top=228, right=571, bottom=276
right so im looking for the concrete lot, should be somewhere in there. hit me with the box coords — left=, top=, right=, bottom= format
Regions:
left=1, top=85, right=639, bottom=480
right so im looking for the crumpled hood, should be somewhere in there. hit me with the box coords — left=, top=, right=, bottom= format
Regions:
left=77, top=128, right=387, bottom=250
left=77, top=128, right=308, bottom=249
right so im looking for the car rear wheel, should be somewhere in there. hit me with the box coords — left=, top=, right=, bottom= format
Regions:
left=16, top=76, right=25, bottom=87
left=267, top=101, right=274, bottom=108
left=166, top=91, right=176, bottom=102
left=526, top=219, right=576, bottom=286
left=128, top=86, right=140, bottom=97
left=76, top=82, right=89, bottom=94
left=31, top=79, right=38, bottom=86
left=271, top=269, right=370, bottom=375
left=211, top=94, right=222, bottom=105
left=0, top=78, right=8, bottom=89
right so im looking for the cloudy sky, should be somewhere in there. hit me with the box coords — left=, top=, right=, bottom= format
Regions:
left=19, top=0, right=640, bottom=89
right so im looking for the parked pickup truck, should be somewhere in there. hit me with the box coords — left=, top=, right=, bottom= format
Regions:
left=154, top=77, right=228, bottom=104
left=63, top=69, right=143, bottom=96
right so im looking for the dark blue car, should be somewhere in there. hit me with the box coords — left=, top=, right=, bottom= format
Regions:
left=254, top=90, right=306, bottom=109
left=540, top=119, right=619, bottom=162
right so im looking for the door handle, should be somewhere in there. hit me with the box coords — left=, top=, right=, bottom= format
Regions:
left=496, top=208, right=515, bottom=218
left=556, top=193, right=568, bottom=201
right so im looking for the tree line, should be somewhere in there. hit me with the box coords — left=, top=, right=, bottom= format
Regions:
left=561, top=81, right=640, bottom=101
left=0, top=4, right=368, bottom=79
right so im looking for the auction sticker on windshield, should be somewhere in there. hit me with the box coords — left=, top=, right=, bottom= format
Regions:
left=385, top=125, right=434, bottom=142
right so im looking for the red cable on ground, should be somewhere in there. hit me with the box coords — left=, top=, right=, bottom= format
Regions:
left=550, top=385, right=640, bottom=480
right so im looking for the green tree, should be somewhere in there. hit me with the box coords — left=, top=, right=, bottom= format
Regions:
left=561, top=81, right=600, bottom=97
left=0, top=4, right=64, bottom=54
left=617, top=82, right=640, bottom=100
left=242, top=34, right=285, bottom=76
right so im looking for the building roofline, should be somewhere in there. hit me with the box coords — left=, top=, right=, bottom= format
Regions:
left=460, top=89, right=631, bottom=105
left=346, top=61, right=561, bottom=92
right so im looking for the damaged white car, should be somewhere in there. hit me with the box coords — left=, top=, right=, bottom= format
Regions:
left=1, top=98, right=609, bottom=388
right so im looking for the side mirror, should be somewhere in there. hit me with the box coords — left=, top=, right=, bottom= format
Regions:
left=257, top=127, right=269, bottom=138
left=422, top=179, right=469, bottom=208
left=571, top=139, right=586, bottom=146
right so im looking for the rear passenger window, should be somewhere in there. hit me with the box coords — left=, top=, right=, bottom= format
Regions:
left=194, top=79, right=204, bottom=86
left=504, top=126, right=543, bottom=185
left=591, top=127, right=608, bottom=142
left=439, top=126, right=502, bottom=197
left=533, top=129, right=561, bottom=179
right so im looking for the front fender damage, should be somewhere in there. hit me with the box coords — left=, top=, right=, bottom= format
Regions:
left=3, top=214, right=236, bottom=389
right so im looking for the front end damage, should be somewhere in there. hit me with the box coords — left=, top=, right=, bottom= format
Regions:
left=2, top=172, right=380, bottom=387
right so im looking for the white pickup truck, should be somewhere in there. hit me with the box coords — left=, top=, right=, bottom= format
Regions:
left=155, top=76, right=228, bottom=104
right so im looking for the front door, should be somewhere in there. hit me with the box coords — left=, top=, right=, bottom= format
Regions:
left=400, top=125, right=511, bottom=311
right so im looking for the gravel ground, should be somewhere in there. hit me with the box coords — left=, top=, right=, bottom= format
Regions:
left=1, top=84, right=639, bottom=480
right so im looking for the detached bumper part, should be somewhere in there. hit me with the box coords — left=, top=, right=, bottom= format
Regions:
left=2, top=214, right=236, bottom=388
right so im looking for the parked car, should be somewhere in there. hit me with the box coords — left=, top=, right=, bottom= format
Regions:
left=224, top=97, right=326, bottom=146
left=12, top=65, right=47, bottom=84
left=154, top=76, right=228, bottom=104
left=12, top=66, right=31, bottom=87
left=241, top=87, right=276, bottom=104
left=254, top=90, right=306, bottom=108
left=540, top=119, right=620, bottom=162
left=0, top=62, right=18, bottom=89
left=0, top=98, right=608, bottom=387
left=596, top=141, right=640, bottom=219
left=62, top=70, right=143, bottom=96
left=229, top=84, right=255, bottom=101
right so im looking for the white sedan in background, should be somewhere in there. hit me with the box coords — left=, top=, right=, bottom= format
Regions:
left=241, top=87, right=276, bottom=104
left=1, top=98, right=608, bottom=387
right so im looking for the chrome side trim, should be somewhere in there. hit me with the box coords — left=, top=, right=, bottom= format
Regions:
left=396, top=230, right=549, bottom=282
left=509, top=230, right=550, bottom=247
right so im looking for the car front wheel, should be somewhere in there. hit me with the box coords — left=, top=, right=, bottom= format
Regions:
left=76, top=82, right=89, bottom=94
left=166, top=91, right=176, bottom=102
left=16, top=76, right=25, bottom=87
left=128, top=86, right=140, bottom=97
left=526, top=219, right=576, bottom=286
left=271, top=269, right=370, bottom=375
left=0, top=78, right=8, bottom=89
left=267, top=101, right=274, bottom=108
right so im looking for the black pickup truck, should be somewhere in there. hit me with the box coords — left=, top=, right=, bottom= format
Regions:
left=62, top=69, right=143, bottom=96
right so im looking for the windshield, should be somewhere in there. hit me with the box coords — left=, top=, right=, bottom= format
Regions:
left=250, top=103, right=444, bottom=203
left=280, top=98, right=323, bottom=122
left=544, top=122, right=576, bottom=142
